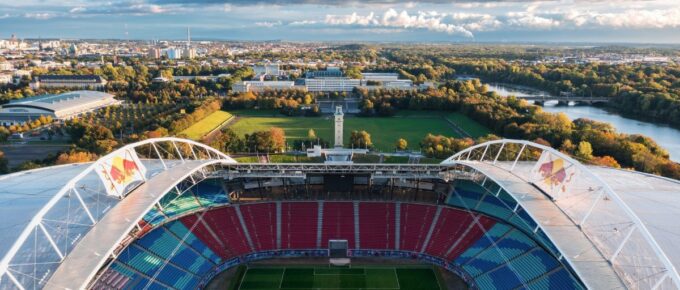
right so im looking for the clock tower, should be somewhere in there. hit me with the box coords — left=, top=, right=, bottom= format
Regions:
left=334, top=106, right=344, bottom=147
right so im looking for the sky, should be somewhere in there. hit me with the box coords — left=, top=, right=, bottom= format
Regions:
left=1, top=0, right=680, bottom=43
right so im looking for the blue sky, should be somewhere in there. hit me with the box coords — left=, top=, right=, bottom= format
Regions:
left=1, top=0, right=680, bottom=43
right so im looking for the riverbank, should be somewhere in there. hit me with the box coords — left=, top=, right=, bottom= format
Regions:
left=484, top=82, right=680, bottom=162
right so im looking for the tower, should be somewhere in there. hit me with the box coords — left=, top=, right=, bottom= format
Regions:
left=187, top=26, right=191, bottom=48
left=334, top=106, right=343, bottom=147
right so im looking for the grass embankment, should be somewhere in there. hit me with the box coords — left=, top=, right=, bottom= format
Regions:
left=180, top=110, right=233, bottom=140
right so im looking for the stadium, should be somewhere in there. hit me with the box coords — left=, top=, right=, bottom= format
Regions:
left=0, top=137, right=679, bottom=290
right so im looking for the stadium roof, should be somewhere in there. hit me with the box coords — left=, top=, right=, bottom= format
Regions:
left=2, top=90, right=116, bottom=113
left=0, top=138, right=233, bottom=290
left=0, top=163, right=91, bottom=259
left=0, top=138, right=679, bottom=289
left=446, top=140, right=680, bottom=289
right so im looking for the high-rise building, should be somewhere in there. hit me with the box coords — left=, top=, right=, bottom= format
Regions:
left=147, top=48, right=161, bottom=59
left=165, top=48, right=182, bottom=60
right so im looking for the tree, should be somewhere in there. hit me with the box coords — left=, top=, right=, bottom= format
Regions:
left=345, top=66, right=362, bottom=79
left=576, top=141, right=593, bottom=161
left=0, top=126, right=9, bottom=142
left=591, top=156, right=621, bottom=168
left=395, top=138, right=408, bottom=150
left=55, top=151, right=98, bottom=165
left=270, top=127, right=286, bottom=152
left=307, top=129, right=317, bottom=139
left=0, top=150, right=8, bottom=174
left=350, top=130, right=372, bottom=149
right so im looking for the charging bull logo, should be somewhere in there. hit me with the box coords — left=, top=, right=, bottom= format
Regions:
left=96, top=149, right=147, bottom=197
left=536, top=157, right=575, bottom=193
left=109, top=156, right=140, bottom=184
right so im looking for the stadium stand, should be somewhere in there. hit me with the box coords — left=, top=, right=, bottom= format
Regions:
left=95, top=198, right=582, bottom=290
left=281, top=202, right=318, bottom=249
left=358, top=202, right=395, bottom=249
left=239, top=203, right=277, bottom=251
left=399, top=203, right=437, bottom=252
left=321, top=202, right=356, bottom=248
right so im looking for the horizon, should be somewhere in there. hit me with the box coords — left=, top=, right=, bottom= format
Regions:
left=1, top=0, right=679, bottom=44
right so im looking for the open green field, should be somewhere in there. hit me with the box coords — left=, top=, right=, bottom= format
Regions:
left=180, top=110, right=233, bottom=140
left=234, top=266, right=444, bottom=290
left=228, top=110, right=490, bottom=152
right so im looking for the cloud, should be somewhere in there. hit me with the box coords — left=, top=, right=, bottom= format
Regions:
left=325, top=9, right=474, bottom=37
left=289, top=20, right=318, bottom=26
left=562, top=8, right=680, bottom=29
left=506, top=12, right=560, bottom=29
left=255, top=21, right=283, bottom=28
left=23, top=13, right=53, bottom=19
left=144, top=0, right=550, bottom=6
left=67, top=3, right=183, bottom=16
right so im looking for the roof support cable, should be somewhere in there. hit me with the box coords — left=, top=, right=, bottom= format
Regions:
left=72, top=188, right=96, bottom=225
left=39, top=222, right=64, bottom=260
left=151, top=142, right=167, bottom=170
left=493, top=143, right=506, bottom=164
left=510, top=144, right=526, bottom=171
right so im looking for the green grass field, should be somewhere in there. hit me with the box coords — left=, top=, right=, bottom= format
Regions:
left=180, top=110, right=233, bottom=140
left=234, top=266, right=444, bottom=290
left=228, top=110, right=490, bottom=152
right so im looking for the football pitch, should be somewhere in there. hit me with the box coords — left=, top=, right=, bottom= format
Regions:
left=234, top=265, right=445, bottom=290
left=228, top=110, right=490, bottom=151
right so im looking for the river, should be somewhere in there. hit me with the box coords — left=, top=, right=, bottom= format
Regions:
left=485, top=83, right=680, bottom=162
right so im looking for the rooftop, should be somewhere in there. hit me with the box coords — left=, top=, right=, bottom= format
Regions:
left=3, top=90, right=116, bottom=113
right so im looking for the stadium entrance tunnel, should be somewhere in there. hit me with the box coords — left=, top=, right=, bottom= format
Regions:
left=88, top=171, right=584, bottom=290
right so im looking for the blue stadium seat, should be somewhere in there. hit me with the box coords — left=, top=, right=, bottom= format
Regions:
left=135, top=228, right=214, bottom=275
left=116, top=246, right=163, bottom=276
left=507, top=250, right=559, bottom=283
left=476, top=195, right=514, bottom=220
left=525, top=268, right=585, bottom=290
left=165, top=220, right=222, bottom=264
left=476, top=265, right=524, bottom=290
left=456, top=223, right=512, bottom=265
left=191, top=180, right=230, bottom=208
left=153, top=262, right=198, bottom=289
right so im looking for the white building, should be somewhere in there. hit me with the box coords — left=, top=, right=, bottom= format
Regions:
left=0, top=91, right=120, bottom=126
left=0, top=62, right=13, bottom=71
left=361, top=73, right=400, bottom=82
left=30, top=75, right=107, bottom=90
left=253, top=63, right=280, bottom=76
left=183, top=48, right=196, bottom=59
left=165, top=48, right=182, bottom=60
left=0, top=74, right=12, bottom=84
left=148, top=48, right=161, bottom=59
left=306, top=66, right=342, bottom=78
left=361, top=72, right=413, bottom=89
left=231, top=81, right=297, bottom=93
left=304, top=77, right=360, bottom=92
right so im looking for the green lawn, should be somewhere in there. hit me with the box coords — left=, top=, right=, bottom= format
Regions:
left=445, top=112, right=492, bottom=138
left=180, top=110, right=233, bottom=140
left=235, top=265, right=443, bottom=290
left=228, top=112, right=487, bottom=152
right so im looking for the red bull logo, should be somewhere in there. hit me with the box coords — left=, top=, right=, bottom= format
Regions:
left=538, top=157, right=574, bottom=192
left=108, top=156, right=140, bottom=185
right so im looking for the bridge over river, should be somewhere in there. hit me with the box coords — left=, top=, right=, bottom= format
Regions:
left=519, top=95, right=610, bottom=105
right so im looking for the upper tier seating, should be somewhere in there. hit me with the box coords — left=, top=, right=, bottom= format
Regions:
left=101, top=201, right=581, bottom=290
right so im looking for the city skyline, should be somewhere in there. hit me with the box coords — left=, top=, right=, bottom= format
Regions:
left=0, top=0, right=679, bottom=43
